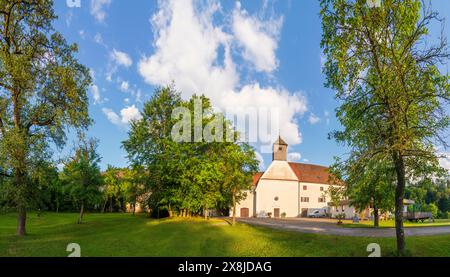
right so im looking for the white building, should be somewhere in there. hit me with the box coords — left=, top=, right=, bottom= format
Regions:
left=235, top=136, right=340, bottom=218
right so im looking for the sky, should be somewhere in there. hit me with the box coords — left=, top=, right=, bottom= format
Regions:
left=52, top=0, right=450, bottom=172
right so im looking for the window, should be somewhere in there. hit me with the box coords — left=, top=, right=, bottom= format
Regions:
left=278, top=146, right=283, bottom=151
left=274, top=196, right=279, bottom=201
left=303, top=185, right=307, bottom=190
left=320, top=187, right=324, bottom=191
left=301, top=197, right=309, bottom=202
left=318, top=197, right=325, bottom=203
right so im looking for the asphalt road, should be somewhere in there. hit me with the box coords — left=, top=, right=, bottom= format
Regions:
left=237, top=217, right=450, bottom=237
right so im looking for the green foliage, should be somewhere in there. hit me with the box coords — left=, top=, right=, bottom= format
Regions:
left=320, top=0, right=450, bottom=254
left=122, top=86, right=259, bottom=218
left=60, top=138, right=103, bottom=221
left=422, top=203, right=439, bottom=218
left=0, top=0, right=92, bottom=233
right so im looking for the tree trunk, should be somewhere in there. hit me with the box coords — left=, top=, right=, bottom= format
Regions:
left=102, top=199, right=107, bottom=213
left=17, top=205, right=27, bottom=236
left=132, top=203, right=136, bottom=215
left=373, top=206, right=379, bottom=227
left=204, top=208, right=208, bottom=220
left=168, top=204, right=173, bottom=217
left=109, top=197, right=113, bottom=213
left=393, top=151, right=406, bottom=256
left=232, top=189, right=236, bottom=226
left=78, top=201, right=84, bottom=224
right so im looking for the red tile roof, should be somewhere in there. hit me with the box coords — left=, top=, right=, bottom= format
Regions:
left=288, top=162, right=331, bottom=184
left=252, top=172, right=264, bottom=188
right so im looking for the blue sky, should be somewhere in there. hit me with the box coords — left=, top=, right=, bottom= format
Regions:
left=53, top=0, right=450, bottom=172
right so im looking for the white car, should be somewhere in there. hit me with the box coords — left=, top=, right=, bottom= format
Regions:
left=307, top=209, right=327, bottom=218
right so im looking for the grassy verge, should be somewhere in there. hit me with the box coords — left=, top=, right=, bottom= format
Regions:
left=341, top=219, right=450, bottom=228
left=0, top=213, right=449, bottom=257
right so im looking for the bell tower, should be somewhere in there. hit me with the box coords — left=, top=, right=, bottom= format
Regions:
left=273, top=136, right=288, bottom=161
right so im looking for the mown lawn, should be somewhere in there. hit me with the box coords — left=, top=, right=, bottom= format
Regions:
left=341, top=219, right=450, bottom=228
left=0, top=213, right=449, bottom=257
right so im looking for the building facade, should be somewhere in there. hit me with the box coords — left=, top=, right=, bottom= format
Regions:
left=235, top=136, right=337, bottom=218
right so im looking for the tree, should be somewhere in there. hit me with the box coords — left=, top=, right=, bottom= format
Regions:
left=61, top=138, right=103, bottom=224
left=326, top=184, right=346, bottom=224
left=320, top=0, right=450, bottom=255
left=227, top=143, right=259, bottom=225
left=102, top=165, right=125, bottom=213
left=123, top=86, right=259, bottom=219
left=0, top=0, right=91, bottom=235
left=335, top=155, right=395, bottom=227
left=122, top=166, right=147, bottom=215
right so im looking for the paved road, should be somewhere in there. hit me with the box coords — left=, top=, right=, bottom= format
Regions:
left=237, top=218, right=450, bottom=237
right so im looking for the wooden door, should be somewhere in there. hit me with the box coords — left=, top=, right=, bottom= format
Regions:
left=240, top=208, right=249, bottom=218
left=301, top=208, right=308, bottom=217
left=274, top=208, right=280, bottom=218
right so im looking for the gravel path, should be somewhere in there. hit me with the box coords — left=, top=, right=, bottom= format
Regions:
left=237, top=218, right=450, bottom=237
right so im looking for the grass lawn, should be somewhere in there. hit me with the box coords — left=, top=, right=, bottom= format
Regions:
left=0, top=213, right=449, bottom=257
left=341, top=219, right=450, bottom=228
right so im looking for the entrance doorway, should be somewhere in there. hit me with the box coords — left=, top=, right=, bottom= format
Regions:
left=274, top=208, right=280, bottom=218
left=240, top=208, right=249, bottom=218
left=301, top=208, right=308, bottom=217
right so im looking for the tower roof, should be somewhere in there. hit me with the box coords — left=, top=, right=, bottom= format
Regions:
left=274, top=135, right=288, bottom=146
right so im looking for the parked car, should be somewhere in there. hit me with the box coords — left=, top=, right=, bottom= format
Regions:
left=307, top=209, right=327, bottom=218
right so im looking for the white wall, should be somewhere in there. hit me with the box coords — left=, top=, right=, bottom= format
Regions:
left=255, top=179, right=299, bottom=217
left=299, top=182, right=331, bottom=212
left=329, top=205, right=356, bottom=219
left=232, top=190, right=254, bottom=217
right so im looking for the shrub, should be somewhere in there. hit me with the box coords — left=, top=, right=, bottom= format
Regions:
left=267, top=212, right=272, bottom=218
left=281, top=212, right=286, bottom=218
left=423, top=203, right=438, bottom=218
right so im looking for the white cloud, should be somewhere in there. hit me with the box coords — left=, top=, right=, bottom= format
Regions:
left=94, top=33, right=106, bottom=47
left=110, top=49, right=132, bottom=68
left=90, top=0, right=111, bottom=23
left=102, top=105, right=142, bottom=126
left=102, top=108, right=120, bottom=125
left=138, top=0, right=307, bottom=148
left=439, top=153, right=450, bottom=172
left=91, top=84, right=101, bottom=104
left=288, top=152, right=302, bottom=162
left=120, top=105, right=142, bottom=124
left=308, top=113, right=320, bottom=125
left=255, top=151, right=265, bottom=171
left=232, top=2, right=282, bottom=72
left=78, top=30, right=86, bottom=39
left=120, top=81, right=129, bottom=92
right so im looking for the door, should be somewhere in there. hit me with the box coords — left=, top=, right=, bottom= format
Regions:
left=301, top=208, right=308, bottom=217
left=274, top=208, right=280, bottom=218
left=240, top=208, right=249, bottom=218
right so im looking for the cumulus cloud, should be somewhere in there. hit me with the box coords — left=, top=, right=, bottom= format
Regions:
left=232, top=1, right=282, bottom=73
left=288, top=152, right=302, bottom=162
left=138, top=0, right=307, bottom=149
left=90, top=0, right=111, bottom=23
left=111, top=49, right=132, bottom=68
left=102, top=105, right=142, bottom=126
left=308, top=113, right=320, bottom=125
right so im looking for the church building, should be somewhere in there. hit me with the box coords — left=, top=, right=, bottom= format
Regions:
left=235, top=136, right=336, bottom=218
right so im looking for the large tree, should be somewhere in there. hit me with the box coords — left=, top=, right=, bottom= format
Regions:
left=61, top=138, right=103, bottom=224
left=123, top=86, right=259, bottom=219
left=320, top=0, right=450, bottom=255
left=0, top=0, right=91, bottom=235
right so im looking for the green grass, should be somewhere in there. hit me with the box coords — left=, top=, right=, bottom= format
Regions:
left=0, top=213, right=449, bottom=257
left=341, top=219, right=450, bottom=228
